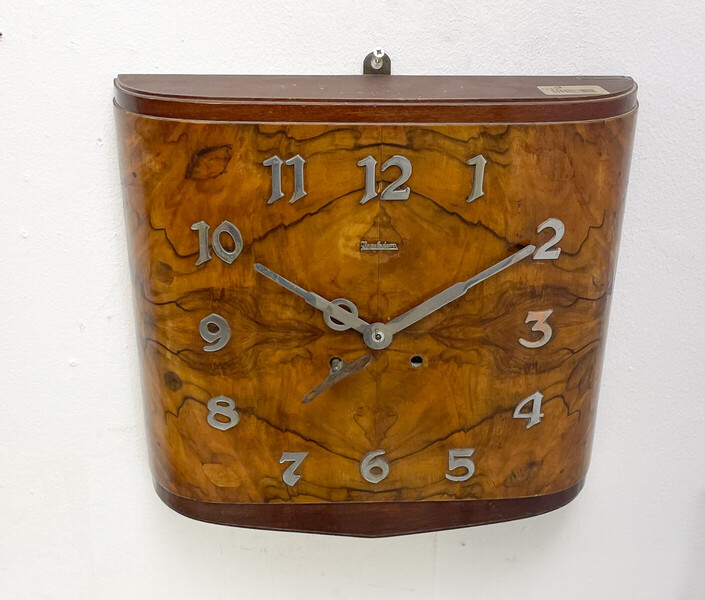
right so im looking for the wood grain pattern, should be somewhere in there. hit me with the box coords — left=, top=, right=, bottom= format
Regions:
left=115, top=100, right=636, bottom=535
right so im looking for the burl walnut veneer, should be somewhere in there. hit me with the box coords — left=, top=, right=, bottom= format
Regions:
left=114, top=74, right=637, bottom=536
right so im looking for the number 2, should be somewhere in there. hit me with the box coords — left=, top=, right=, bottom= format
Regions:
left=534, top=218, right=564, bottom=260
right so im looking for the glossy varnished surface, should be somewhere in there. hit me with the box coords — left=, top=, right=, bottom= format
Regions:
left=116, top=99, right=636, bottom=534
left=114, top=75, right=637, bottom=123
left=155, top=480, right=584, bottom=537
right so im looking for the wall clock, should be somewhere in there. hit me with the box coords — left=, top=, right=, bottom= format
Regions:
left=114, top=53, right=637, bottom=536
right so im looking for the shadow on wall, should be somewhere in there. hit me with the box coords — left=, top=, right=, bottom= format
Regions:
left=679, top=492, right=705, bottom=598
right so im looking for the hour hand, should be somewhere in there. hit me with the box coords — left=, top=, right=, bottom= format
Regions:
left=254, top=263, right=370, bottom=334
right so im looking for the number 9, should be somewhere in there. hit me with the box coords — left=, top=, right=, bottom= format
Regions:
left=199, top=313, right=231, bottom=352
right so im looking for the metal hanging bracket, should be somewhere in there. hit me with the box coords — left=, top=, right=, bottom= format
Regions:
left=363, top=48, right=391, bottom=75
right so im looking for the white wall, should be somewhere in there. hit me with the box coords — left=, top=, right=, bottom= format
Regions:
left=1, top=1, right=704, bottom=598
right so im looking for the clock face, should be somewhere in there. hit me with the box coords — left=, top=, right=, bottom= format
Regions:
left=118, top=113, right=634, bottom=506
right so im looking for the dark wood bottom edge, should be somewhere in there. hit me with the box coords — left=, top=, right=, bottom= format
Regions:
left=154, top=480, right=584, bottom=537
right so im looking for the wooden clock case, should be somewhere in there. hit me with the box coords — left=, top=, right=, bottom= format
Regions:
left=114, top=73, right=637, bottom=536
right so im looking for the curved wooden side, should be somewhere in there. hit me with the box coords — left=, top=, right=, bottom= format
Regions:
left=155, top=480, right=584, bottom=537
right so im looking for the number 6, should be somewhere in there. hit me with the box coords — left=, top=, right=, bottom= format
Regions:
left=360, top=450, right=390, bottom=484
left=445, top=448, right=475, bottom=482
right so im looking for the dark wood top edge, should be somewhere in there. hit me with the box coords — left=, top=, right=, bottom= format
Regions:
left=115, top=74, right=635, bottom=103
left=114, top=75, right=637, bottom=124
left=154, top=480, right=584, bottom=537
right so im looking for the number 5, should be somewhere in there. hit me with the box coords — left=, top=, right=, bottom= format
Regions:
left=445, top=448, right=475, bottom=482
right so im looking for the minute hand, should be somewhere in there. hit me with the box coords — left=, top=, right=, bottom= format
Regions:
left=386, top=245, right=536, bottom=335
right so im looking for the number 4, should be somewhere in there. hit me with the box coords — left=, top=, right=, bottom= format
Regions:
left=513, top=391, right=544, bottom=429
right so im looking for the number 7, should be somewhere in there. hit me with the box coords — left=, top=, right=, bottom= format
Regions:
left=280, top=451, right=308, bottom=486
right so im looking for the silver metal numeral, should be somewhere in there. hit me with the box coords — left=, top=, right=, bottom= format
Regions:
left=199, top=313, right=231, bottom=352
left=519, top=309, right=554, bottom=348
left=466, top=155, right=487, bottom=203
left=206, top=396, right=240, bottom=431
left=212, top=221, right=243, bottom=264
left=280, top=451, right=308, bottom=486
left=534, top=218, right=565, bottom=260
left=264, top=154, right=306, bottom=204
left=263, top=155, right=284, bottom=204
left=513, top=391, right=544, bottom=429
left=358, top=155, right=378, bottom=204
left=190, top=220, right=243, bottom=265
left=285, top=155, right=307, bottom=203
left=445, top=448, right=475, bottom=482
left=358, top=155, right=412, bottom=202
left=190, top=220, right=211, bottom=265
left=360, top=449, right=390, bottom=484
left=380, top=155, right=412, bottom=201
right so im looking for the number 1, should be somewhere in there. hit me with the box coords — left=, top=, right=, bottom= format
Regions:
left=466, top=155, right=487, bottom=203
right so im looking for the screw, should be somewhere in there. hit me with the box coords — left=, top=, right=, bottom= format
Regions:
left=372, top=47, right=384, bottom=69
left=373, top=330, right=384, bottom=342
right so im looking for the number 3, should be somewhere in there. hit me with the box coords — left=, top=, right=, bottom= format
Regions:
left=445, top=448, right=475, bottom=482
left=519, top=309, right=553, bottom=348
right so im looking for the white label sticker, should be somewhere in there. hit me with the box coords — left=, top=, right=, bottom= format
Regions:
left=537, top=85, right=609, bottom=96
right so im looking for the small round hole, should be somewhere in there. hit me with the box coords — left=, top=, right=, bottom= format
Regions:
left=410, top=355, right=424, bottom=368
left=329, top=356, right=342, bottom=367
